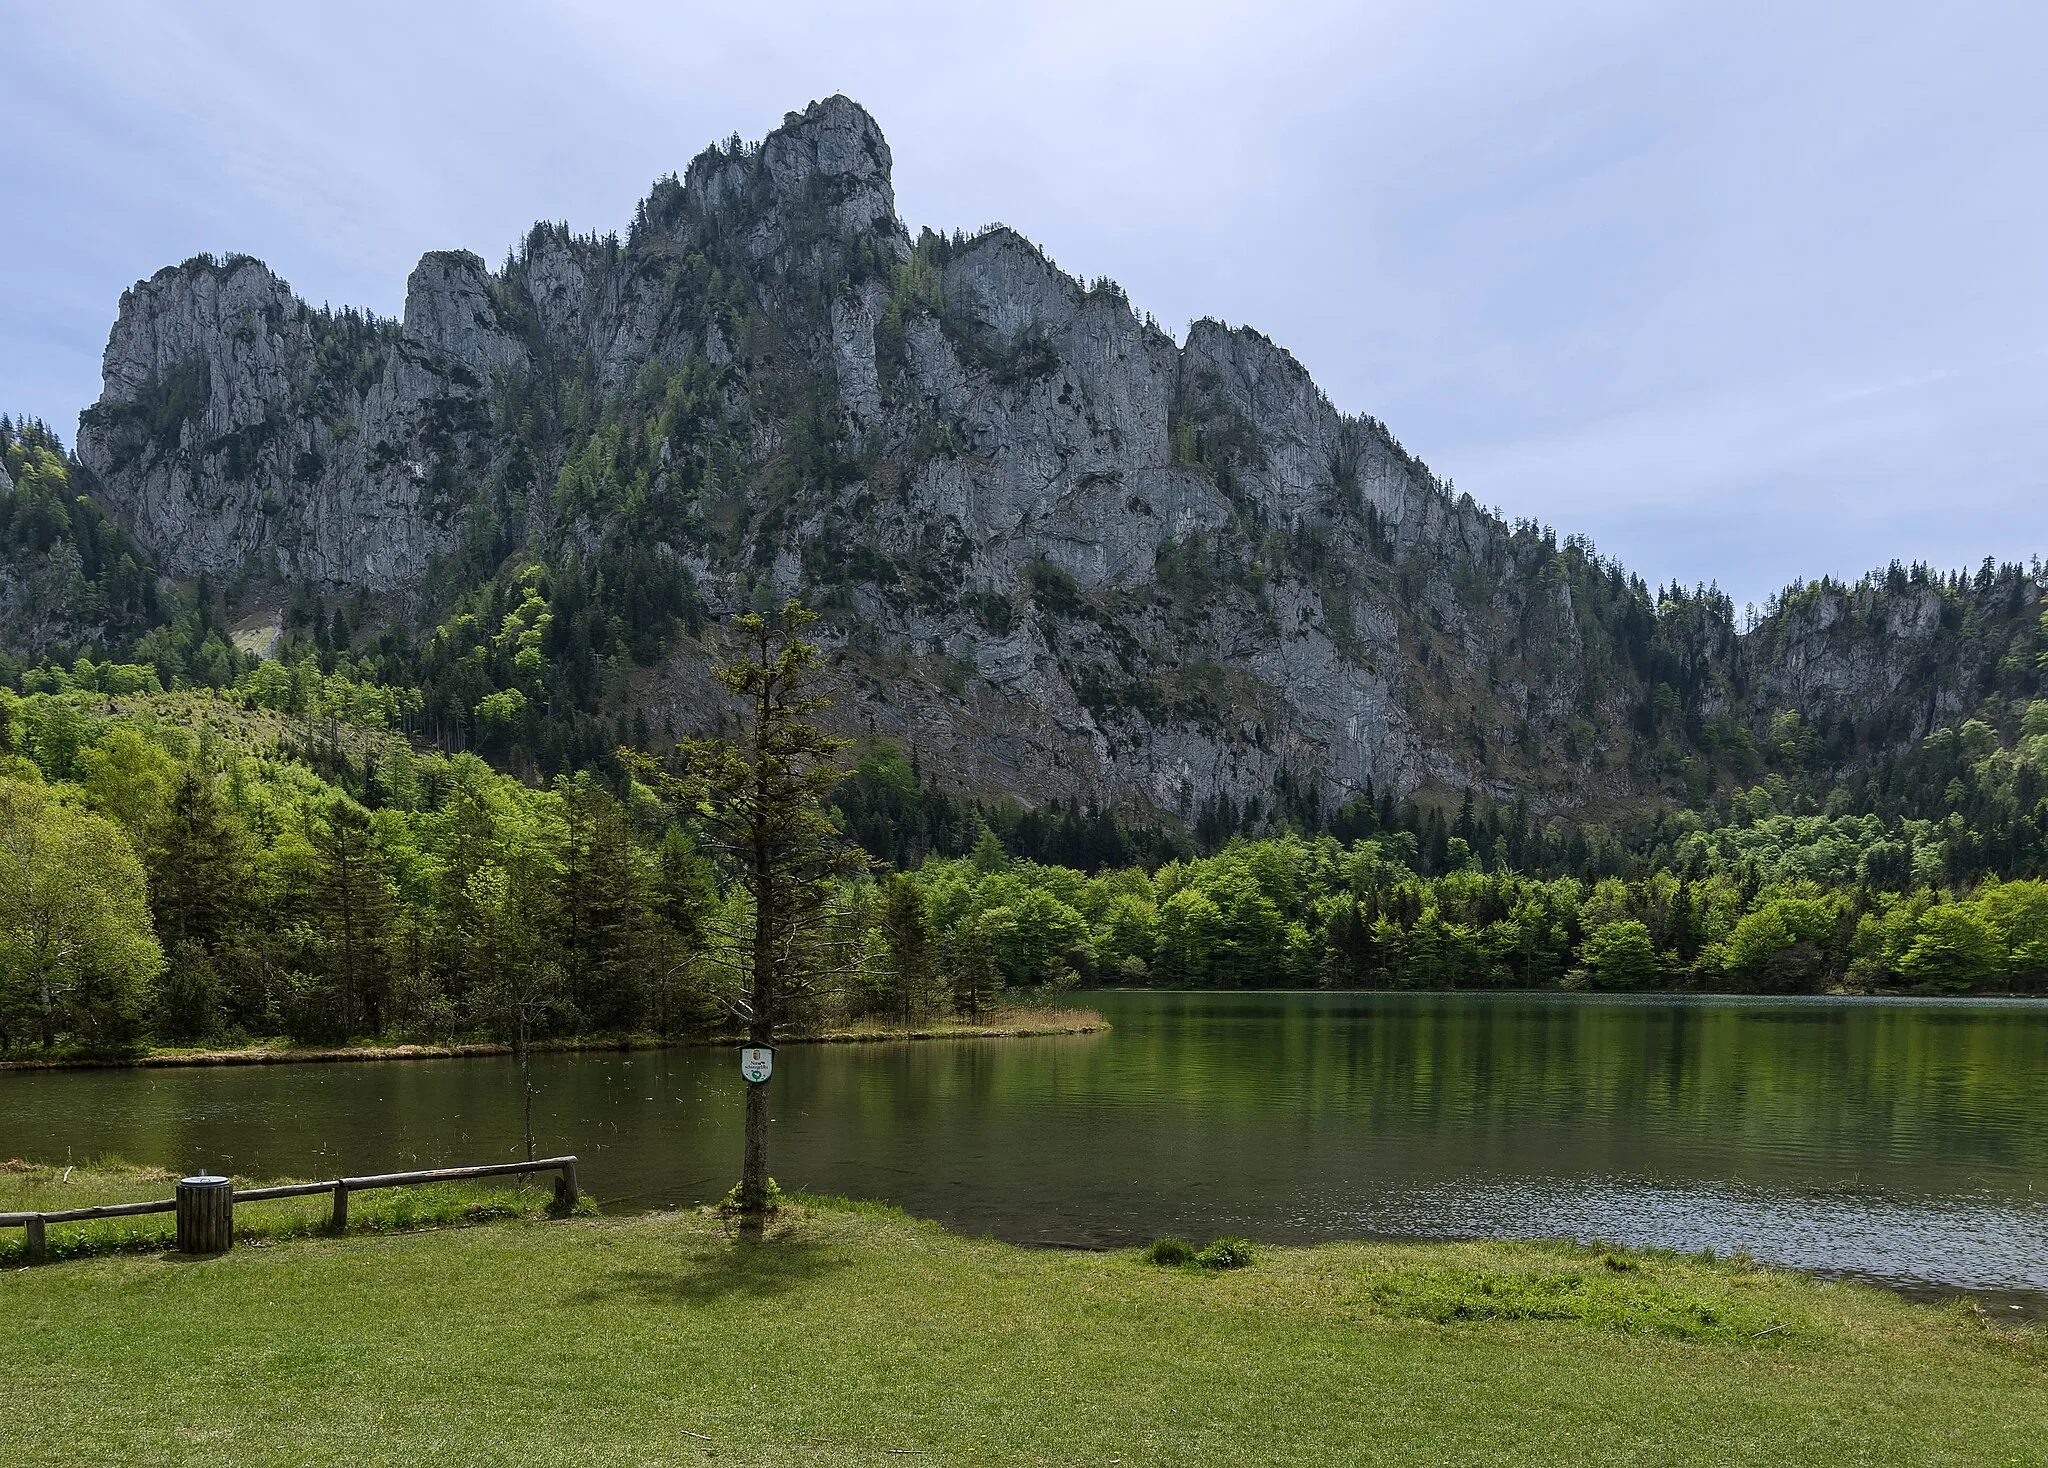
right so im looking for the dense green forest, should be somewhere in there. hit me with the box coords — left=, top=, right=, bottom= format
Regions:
left=3, top=649, right=2047, bottom=1054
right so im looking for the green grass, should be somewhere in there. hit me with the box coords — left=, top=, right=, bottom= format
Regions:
left=2, top=1172, right=2043, bottom=1466
left=0, top=1158, right=579, bottom=1265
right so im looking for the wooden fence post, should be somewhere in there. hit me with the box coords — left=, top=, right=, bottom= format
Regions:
left=175, top=1176, right=234, bottom=1255
left=331, top=1180, right=349, bottom=1234
left=25, top=1215, right=45, bottom=1264
left=554, top=1158, right=579, bottom=1211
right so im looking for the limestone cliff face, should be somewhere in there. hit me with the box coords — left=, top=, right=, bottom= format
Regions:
left=1740, top=574, right=2036, bottom=749
left=76, top=251, right=510, bottom=594
left=70, top=96, right=2042, bottom=815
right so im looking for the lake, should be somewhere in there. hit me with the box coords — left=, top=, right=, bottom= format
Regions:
left=5, top=991, right=2045, bottom=1311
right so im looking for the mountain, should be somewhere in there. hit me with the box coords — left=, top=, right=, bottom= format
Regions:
left=0, top=418, right=166, bottom=662
left=57, top=96, right=2046, bottom=821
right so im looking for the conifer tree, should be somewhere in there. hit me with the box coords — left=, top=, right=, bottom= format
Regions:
left=647, top=824, right=718, bottom=1038
left=432, top=789, right=499, bottom=1006
left=146, top=767, right=247, bottom=1039
left=467, top=862, right=568, bottom=1161
left=630, top=602, right=862, bottom=1215
left=553, top=777, right=641, bottom=1031
left=148, top=767, right=245, bottom=952
left=313, top=801, right=394, bottom=1036
left=947, top=919, right=1003, bottom=1020
left=879, top=873, right=940, bottom=1023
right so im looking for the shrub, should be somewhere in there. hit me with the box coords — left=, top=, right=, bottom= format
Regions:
left=718, top=1177, right=785, bottom=1213
left=1195, top=1236, right=1257, bottom=1270
left=1143, top=1237, right=1195, bottom=1266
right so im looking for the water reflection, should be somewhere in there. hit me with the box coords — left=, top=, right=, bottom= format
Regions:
left=3, top=991, right=2044, bottom=1308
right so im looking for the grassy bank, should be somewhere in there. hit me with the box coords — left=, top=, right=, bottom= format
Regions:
left=3, top=1169, right=2041, bottom=1465
left=0, top=1006, right=1106, bottom=1071
left=0, top=1159, right=576, bottom=1265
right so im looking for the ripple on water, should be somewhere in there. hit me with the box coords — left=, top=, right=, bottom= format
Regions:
left=1305, top=1176, right=2048, bottom=1300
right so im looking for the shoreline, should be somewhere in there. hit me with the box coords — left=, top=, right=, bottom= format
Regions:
left=0, top=1008, right=1107, bottom=1072
left=4, top=1163, right=2040, bottom=1320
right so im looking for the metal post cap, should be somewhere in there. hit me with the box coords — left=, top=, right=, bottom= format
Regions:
left=179, top=1175, right=231, bottom=1186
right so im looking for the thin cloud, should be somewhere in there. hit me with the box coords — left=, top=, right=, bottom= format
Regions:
left=2, top=0, right=2041, bottom=608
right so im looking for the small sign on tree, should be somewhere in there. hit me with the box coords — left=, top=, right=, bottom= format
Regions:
left=739, top=1046, right=773, bottom=1083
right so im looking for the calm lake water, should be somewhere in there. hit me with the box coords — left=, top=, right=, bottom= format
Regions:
left=5, top=991, right=2045, bottom=1310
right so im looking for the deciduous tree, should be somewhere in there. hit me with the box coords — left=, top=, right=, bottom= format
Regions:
left=0, top=777, right=161, bottom=1050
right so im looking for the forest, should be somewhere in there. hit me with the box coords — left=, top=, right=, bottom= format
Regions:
left=3, top=649, right=2047, bottom=1056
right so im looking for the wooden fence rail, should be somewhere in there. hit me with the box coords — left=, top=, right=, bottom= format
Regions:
left=2, top=1156, right=578, bottom=1264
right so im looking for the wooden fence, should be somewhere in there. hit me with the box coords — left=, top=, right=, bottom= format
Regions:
left=1, top=1156, right=578, bottom=1264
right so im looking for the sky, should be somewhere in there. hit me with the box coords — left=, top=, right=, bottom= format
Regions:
left=3, top=0, right=2043, bottom=609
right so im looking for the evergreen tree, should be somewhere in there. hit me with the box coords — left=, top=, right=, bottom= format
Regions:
left=631, top=602, right=863, bottom=1215
left=654, top=824, right=717, bottom=945
left=878, top=873, right=941, bottom=1023
left=553, top=777, right=641, bottom=1031
left=947, top=917, right=1004, bottom=1019
left=145, top=767, right=247, bottom=1039
left=467, top=861, right=569, bottom=1160
left=969, top=823, right=1008, bottom=874
left=645, top=824, right=717, bottom=1039
left=431, top=789, right=499, bottom=1007
left=148, top=767, right=246, bottom=951
left=312, top=801, right=394, bottom=1036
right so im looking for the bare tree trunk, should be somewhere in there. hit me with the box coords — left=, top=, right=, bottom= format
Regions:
left=740, top=1070, right=770, bottom=1204
left=519, top=1013, right=535, bottom=1163
left=739, top=648, right=778, bottom=1213
left=739, top=883, right=775, bottom=1209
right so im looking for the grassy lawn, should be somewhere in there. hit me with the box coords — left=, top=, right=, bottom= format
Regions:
left=3, top=1169, right=2043, bottom=1466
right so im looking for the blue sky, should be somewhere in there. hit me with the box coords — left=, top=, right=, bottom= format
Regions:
left=3, top=0, right=2042, bottom=608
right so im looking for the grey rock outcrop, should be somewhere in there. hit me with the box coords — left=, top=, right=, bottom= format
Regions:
left=72, top=96, right=2043, bottom=817
left=1744, top=576, right=2019, bottom=739
left=403, top=251, right=527, bottom=382
left=77, top=254, right=504, bottom=593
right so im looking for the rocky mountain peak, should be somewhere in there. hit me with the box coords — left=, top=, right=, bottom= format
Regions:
left=91, top=255, right=299, bottom=431
left=402, top=249, right=525, bottom=383
left=62, top=98, right=2044, bottom=820
left=675, top=94, right=904, bottom=263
